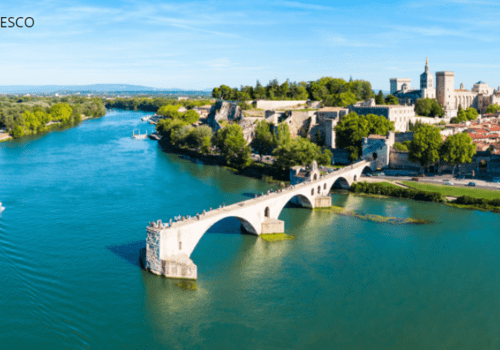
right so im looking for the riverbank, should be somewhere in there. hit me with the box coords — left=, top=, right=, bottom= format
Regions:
left=157, top=138, right=290, bottom=184
left=0, top=133, right=12, bottom=142
left=350, top=180, right=500, bottom=213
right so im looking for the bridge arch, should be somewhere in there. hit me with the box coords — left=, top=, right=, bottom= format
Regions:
left=273, top=192, right=314, bottom=220
left=331, top=177, right=350, bottom=190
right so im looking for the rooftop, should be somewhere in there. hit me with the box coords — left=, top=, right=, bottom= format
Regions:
left=367, top=134, right=387, bottom=139
left=318, top=107, right=348, bottom=112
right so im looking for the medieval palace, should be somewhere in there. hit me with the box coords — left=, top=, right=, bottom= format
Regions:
left=391, top=58, right=500, bottom=117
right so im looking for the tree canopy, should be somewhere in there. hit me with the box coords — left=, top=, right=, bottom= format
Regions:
left=335, top=112, right=395, bottom=161
left=415, top=98, right=443, bottom=117
left=450, top=107, right=478, bottom=123
left=375, top=90, right=384, bottom=105
left=384, top=94, right=398, bottom=105
left=439, top=133, right=476, bottom=170
left=211, top=77, right=373, bottom=107
left=216, top=124, right=252, bottom=169
left=251, top=120, right=274, bottom=160
left=408, top=124, right=442, bottom=169
left=486, top=103, right=500, bottom=114
left=273, top=137, right=331, bottom=170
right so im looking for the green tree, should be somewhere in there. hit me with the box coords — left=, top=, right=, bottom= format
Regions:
left=171, top=125, right=193, bottom=147
left=182, top=109, right=200, bottom=124
left=157, top=105, right=181, bottom=119
left=273, top=137, right=331, bottom=170
left=251, top=120, right=274, bottom=160
left=393, top=142, right=409, bottom=152
left=190, top=125, right=213, bottom=150
left=335, top=112, right=394, bottom=161
left=415, top=98, right=443, bottom=117
left=375, top=90, right=384, bottom=105
left=486, top=103, right=500, bottom=114
left=216, top=124, right=251, bottom=169
left=384, top=94, right=398, bottom=105
left=408, top=124, right=442, bottom=170
left=11, top=125, right=24, bottom=138
left=200, top=136, right=212, bottom=155
left=439, top=133, right=476, bottom=174
left=254, top=80, right=266, bottom=99
left=451, top=107, right=478, bottom=123
left=50, top=103, right=73, bottom=123
left=212, top=87, right=222, bottom=99
left=273, top=122, right=292, bottom=147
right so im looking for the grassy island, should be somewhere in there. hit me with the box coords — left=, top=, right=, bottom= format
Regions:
left=315, top=205, right=432, bottom=225
left=260, top=233, right=296, bottom=242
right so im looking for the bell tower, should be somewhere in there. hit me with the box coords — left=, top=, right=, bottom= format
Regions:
left=420, top=57, right=435, bottom=98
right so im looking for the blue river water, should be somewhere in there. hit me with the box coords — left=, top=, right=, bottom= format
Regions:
left=1, top=109, right=500, bottom=349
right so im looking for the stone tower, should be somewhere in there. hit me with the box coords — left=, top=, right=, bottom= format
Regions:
left=420, top=57, right=435, bottom=99
left=436, top=71, right=455, bottom=112
left=420, top=57, right=433, bottom=89
left=389, top=78, right=411, bottom=94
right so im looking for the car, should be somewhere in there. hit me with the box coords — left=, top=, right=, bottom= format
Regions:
left=445, top=181, right=454, bottom=186
left=411, top=177, right=420, bottom=181
left=493, top=177, right=500, bottom=183
left=365, top=173, right=373, bottom=177
left=468, top=182, right=476, bottom=186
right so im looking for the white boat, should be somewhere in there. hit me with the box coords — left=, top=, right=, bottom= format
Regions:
left=132, top=130, right=148, bottom=140
left=141, top=116, right=151, bottom=122
left=0, top=202, right=4, bottom=213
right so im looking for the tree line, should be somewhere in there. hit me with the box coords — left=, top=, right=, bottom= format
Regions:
left=0, top=96, right=106, bottom=138
left=212, top=77, right=375, bottom=108
left=105, top=97, right=212, bottom=112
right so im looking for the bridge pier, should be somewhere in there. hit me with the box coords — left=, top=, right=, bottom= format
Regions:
left=315, top=196, right=332, bottom=208
left=261, top=219, right=285, bottom=234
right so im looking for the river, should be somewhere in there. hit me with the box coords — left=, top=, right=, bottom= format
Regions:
left=1, top=109, right=500, bottom=349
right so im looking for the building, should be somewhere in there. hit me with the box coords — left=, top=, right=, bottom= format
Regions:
left=392, top=58, right=500, bottom=116
left=314, top=107, right=349, bottom=148
left=392, top=58, right=436, bottom=105
left=349, top=99, right=415, bottom=132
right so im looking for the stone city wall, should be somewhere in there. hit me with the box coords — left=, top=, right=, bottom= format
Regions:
left=389, top=151, right=422, bottom=171
left=256, top=100, right=308, bottom=110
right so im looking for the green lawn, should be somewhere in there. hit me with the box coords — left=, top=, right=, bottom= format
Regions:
left=401, top=181, right=500, bottom=200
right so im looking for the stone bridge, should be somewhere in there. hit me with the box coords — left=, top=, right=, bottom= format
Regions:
left=140, top=160, right=375, bottom=280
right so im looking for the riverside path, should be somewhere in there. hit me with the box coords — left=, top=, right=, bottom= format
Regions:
left=141, top=159, right=376, bottom=279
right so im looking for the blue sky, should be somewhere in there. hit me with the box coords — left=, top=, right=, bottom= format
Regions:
left=1, top=0, right=500, bottom=91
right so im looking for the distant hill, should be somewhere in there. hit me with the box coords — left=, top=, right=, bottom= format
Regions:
left=0, top=84, right=211, bottom=95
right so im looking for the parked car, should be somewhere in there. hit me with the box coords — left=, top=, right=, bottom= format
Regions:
left=445, top=181, right=454, bottom=186
left=411, top=177, right=420, bottom=181
left=468, top=182, right=476, bottom=186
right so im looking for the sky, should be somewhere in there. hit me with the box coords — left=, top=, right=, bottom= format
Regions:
left=1, top=0, right=500, bottom=91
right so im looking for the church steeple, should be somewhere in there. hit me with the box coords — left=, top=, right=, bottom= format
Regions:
left=420, top=57, right=433, bottom=90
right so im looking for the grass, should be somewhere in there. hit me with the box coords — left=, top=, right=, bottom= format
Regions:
left=260, top=233, right=296, bottom=242
left=445, top=203, right=500, bottom=213
left=401, top=181, right=500, bottom=200
left=315, top=205, right=432, bottom=225
left=175, top=280, right=197, bottom=291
